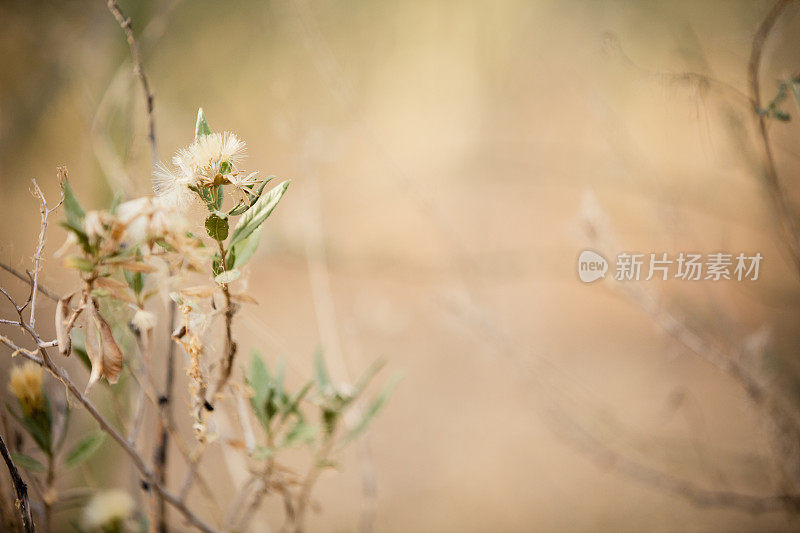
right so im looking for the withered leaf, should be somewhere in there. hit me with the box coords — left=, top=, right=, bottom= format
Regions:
left=84, top=299, right=124, bottom=392
left=55, top=294, right=73, bottom=357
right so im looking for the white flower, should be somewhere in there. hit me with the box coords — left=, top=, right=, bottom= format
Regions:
left=153, top=161, right=195, bottom=209
left=131, top=309, right=156, bottom=333
left=178, top=132, right=247, bottom=186
left=191, top=132, right=246, bottom=170
left=226, top=171, right=263, bottom=205
left=82, top=489, right=134, bottom=531
left=116, top=197, right=152, bottom=243
left=150, top=198, right=190, bottom=236
left=84, top=211, right=105, bottom=242
left=154, top=131, right=250, bottom=208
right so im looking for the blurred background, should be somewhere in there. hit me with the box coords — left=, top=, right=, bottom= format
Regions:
left=3, top=0, right=800, bottom=531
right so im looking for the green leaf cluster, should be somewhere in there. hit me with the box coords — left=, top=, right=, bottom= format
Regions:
left=192, top=109, right=290, bottom=283
left=244, top=349, right=400, bottom=462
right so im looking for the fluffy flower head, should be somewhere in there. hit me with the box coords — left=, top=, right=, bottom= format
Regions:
left=154, top=132, right=248, bottom=206
left=9, top=361, right=44, bottom=417
left=82, top=489, right=134, bottom=531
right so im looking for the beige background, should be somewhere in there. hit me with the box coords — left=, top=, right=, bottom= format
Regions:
left=2, top=0, right=800, bottom=531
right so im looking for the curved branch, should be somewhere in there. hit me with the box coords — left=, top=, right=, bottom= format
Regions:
left=105, top=0, right=158, bottom=167
left=748, top=0, right=800, bottom=276
left=0, top=432, right=35, bottom=532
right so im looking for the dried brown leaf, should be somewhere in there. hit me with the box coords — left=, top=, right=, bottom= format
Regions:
left=84, top=300, right=125, bottom=392
left=181, top=285, right=218, bottom=299
left=55, top=294, right=73, bottom=357
left=95, top=277, right=136, bottom=303
left=230, top=292, right=258, bottom=305
left=111, top=261, right=156, bottom=273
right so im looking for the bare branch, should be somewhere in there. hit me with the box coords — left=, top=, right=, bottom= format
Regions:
left=35, top=345, right=217, bottom=532
left=151, top=299, right=177, bottom=533
left=105, top=0, right=158, bottom=167
left=748, top=0, right=800, bottom=276
left=548, top=399, right=800, bottom=514
left=0, top=432, right=34, bottom=532
left=0, top=262, right=60, bottom=303
left=28, top=179, right=62, bottom=330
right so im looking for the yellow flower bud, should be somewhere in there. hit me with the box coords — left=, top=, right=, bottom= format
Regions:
left=8, top=361, right=44, bottom=417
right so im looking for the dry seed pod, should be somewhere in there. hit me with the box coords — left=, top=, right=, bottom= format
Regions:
left=84, top=299, right=124, bottom=392
left=55, top=294, right=73, bottom=357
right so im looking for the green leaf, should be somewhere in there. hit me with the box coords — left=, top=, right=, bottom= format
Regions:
left=70, top=331, right=92, bottom=370
left=75, top=347, right=91, bottom=369
left=63, top=256, right=94, bottom=272
left=229, top=225, right=262, bottom=269
left=211, top=252, right=225, bottom=277
left=65, top=430, right=106, bottom=469
left=252, top=445, right=273, bottom=460
left=282, top=420, right=317, bottom=447
left=155, top=239, right=175, bottom=252
left=315, top=459, right=338, bottom=469
left=205, top=214, right=229, bottom=241
left=229, top=180, right=290, bottom=247
left=124, top=269, right=144, bottom=296
left=10, top=452, right=46, bottom=473
left=5, top=401, right=50, bottom=454
left=275, top=357, right=286, bottom=405
left=280, top=380, right=313, bottom=423
left=61, top=177, right=85, bottom=228
left=228, top=201, right=250, bottom=216
left=247, top=352, right=271, bottom=428
left=213, top=185, right=224, bottom=210
left=352, top=357, right=387, bottom=400
left=214, top=269, right=240, bottom=285
left=59, top=221, right=90, bottom=253
left=248, top=176, right=275, bottom=205
left=341, top=375, right=402, bottom=446
left=313, top=348, right=329, bottom=390
left=189, top=185, right=213, bottom=205
left=195, top=108, right=211, bottom=140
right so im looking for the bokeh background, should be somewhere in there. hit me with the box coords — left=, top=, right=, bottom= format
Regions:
left=3, top=0, right=800, bottom=531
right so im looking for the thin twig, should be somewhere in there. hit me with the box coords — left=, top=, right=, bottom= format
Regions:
left=548, top=398, right=800, bottom=514
left=28, top=180, right=62, bottom=330
left=748, top=0, right=800, bottom=277
left=128, top=331, right=152, bottom=445
left=292, top=436, right=334, bottom=533
left=105, top=0, right=158, bottom=167
left=0, top=263, right=60, bottom=303
left=151, top=300, right=177, bottom=533
left=34, top=343, right=216, bottom=532
left=1, top=183, right=217, bottom=533
left=0, top=432, right=35, bottom=532
left=211, top=240, right=238, bottom=401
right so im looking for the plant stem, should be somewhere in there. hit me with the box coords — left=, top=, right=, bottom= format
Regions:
left=0, top=432, right=35, bottom=532
left=293, top=435, right=335, bottom=533
left=212, top=240, right=237, bottom=400
left=43, top=453, right=54, bottom=533
left=748, top=0, right=800, bottom=277
left=151, top=300, right=177, bottom=533
left=105, top=0, right=158, bottom=167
